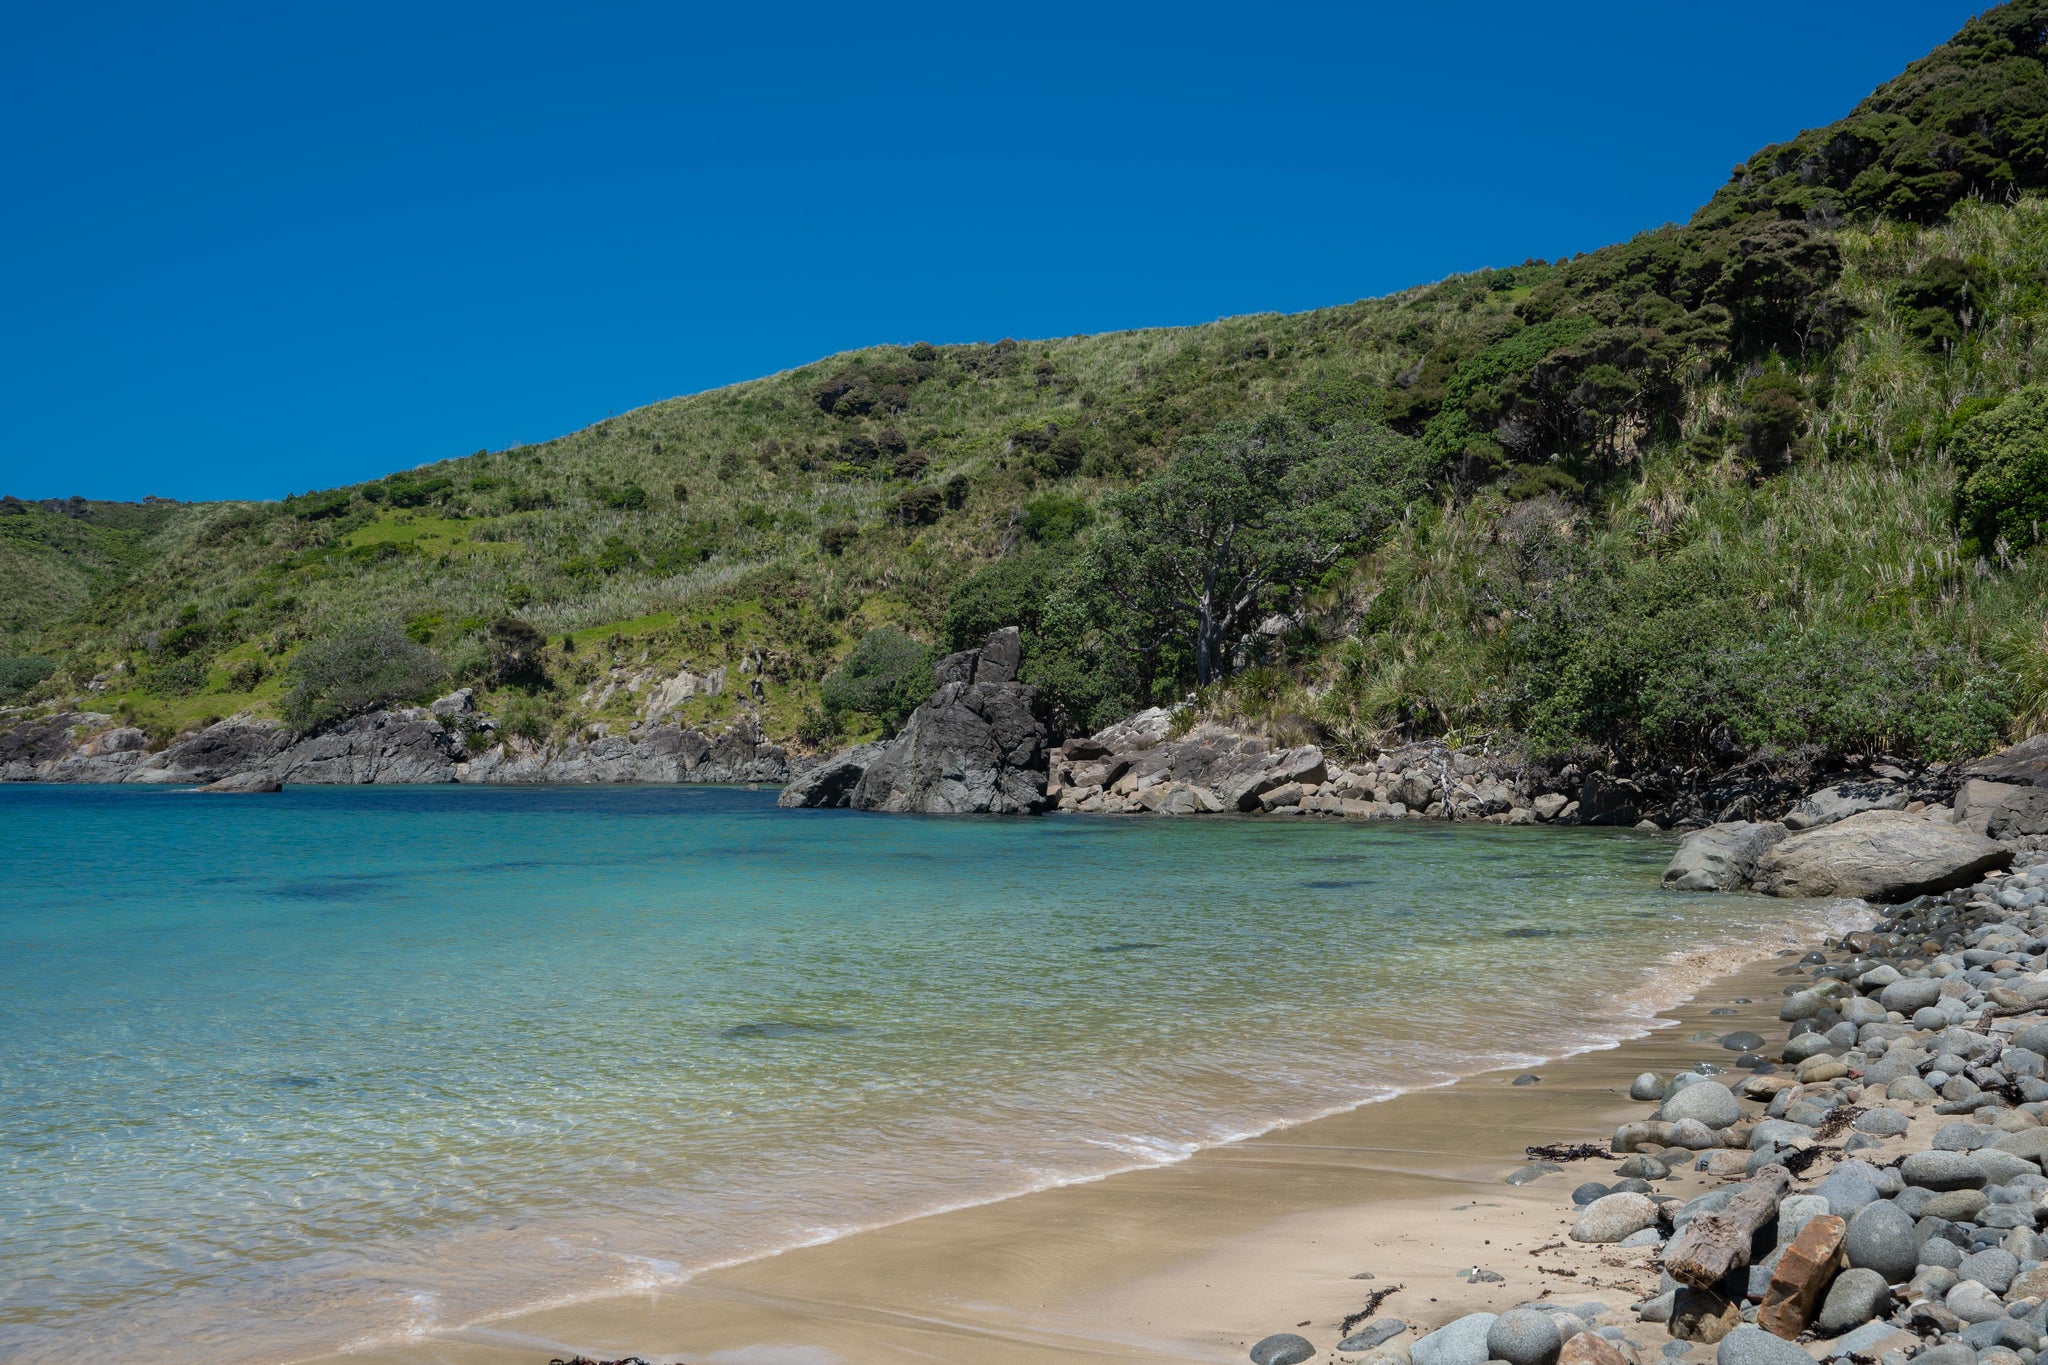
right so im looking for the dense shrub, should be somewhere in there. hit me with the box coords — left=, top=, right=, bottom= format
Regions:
left=819, top=627, right=934, bottom=731
left=0, top=654, right=56, bottom=700
left=384, top=474, right=454, bottom=508
left=285, top=489, right=354, bottom=520
left=1021, top=493, right=1093, bottom=542
left=598, top=483, right=649, bottom=511
left=489, top=616, right=549, bottom=687
left=1952, top=386, right=2048, bottom=553
left=282, top=621, right=446, bottom=731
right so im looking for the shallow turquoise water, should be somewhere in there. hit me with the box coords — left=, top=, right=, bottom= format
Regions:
left=0, top=784, right=1831, bottom=1362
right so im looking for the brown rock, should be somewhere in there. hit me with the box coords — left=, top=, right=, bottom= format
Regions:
left=1758, top=1212, right=1847, bottom=1339
left=1559, top=1331, right=1632, bottom=1365
left=1670, top=1286, right=1744, bottom=1343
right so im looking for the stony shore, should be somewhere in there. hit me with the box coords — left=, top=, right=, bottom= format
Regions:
left=1224, top=846, right=2048, bottom=1365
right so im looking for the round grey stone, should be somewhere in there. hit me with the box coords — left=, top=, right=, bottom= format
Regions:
left=1845, top=1199, right=1920, bottom=1284
left=1412, top=1312, right=1499, bottom=1365
left=1572, top=1182, right=1611, bottom=1207
left=1615, top=1154, right=1670, bottom=1180
left=1572, top=1192, right=1660, bottom=1244
left=1660, top=1080, right=1741, bottom=1130
left=1937, top=1122, right=2000, bottom=1151
left=1486, top=1308, right=1562, bottom=1365
left=1919, top=1236, right=1964, bottom=1269
left=1815, top=1170, right=1881, bottom=1218
left=1721, top=1031, right=1766, bottom=1052
left=1715, top=1324, right=1815, bottom=1365
left=1629, top=1072, right=1665, bottom=1101
left=2015, top=1023, right=2048, bottom=1055
left=1815, top=1267, right=1893, bottom=1334
left=1880, top=978, right=1943, bottom=1013
left=1959, top=1247, right=2020, bottom=1293
left=1251, top=1333, right=1315, bottom=1365
left=1948, top=1278, right=2007, bottom=1323
left=1924, top=1188, right=1991, bottom=1222
left=1854, top=1108, right=1912, bottom=1137
left=1667, top=1118, right=1720, bottom=1150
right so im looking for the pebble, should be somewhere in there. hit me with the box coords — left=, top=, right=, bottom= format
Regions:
left=1719, top=1031, right=1765, bottom=1052
left=1250, top=1333, right=1316, bottom=1365
left=1961, top=1247, right=2021, bottom=1293
left=1513, top=1074, right=1542, bottom=1086
left=1505, top=1162, right=1564, bottom=1186
left=1948, top=1279, right=2009, bottom=1323
left=1572, top=1182, right=1612, bottom=1206
left=1853, top=1108, right=1911, bottom=1137
left=1846, top=1198, right=1921, bottom=1284
left=1630, top=1073, right=1665, bottom=1102
left=1614, top=1154, right=1670, bottom=1180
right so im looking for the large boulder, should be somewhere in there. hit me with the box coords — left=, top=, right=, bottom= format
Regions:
left=1751, top=810, right=2013, bottom=901
left=1783, top=781, right=1908, bottom=831
left=1954, top=778, right=2048, bottom=839
left=1664, top=822, right=1789, bottom=891
left=1965, top=734, right=2048, bottom=787
left=1215, top=745, right=1328, bottom=812
left=850, top=676, right=1049, bottom=814
left=268, top=710, right=462, bottom=784
left=776, top=742, right=890, bottom=808
left=144, top=716, right=293, bottom=783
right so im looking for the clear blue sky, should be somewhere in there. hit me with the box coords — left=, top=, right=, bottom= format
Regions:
left=0, top=2, right=1989, bottom=502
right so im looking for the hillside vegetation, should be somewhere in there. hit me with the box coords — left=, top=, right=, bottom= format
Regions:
left=9, top=1, right=2048, bottom=772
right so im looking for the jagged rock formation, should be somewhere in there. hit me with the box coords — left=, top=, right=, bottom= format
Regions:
left=778, top=627, right=1049, bottom=814
left=0, top=702, right=787, bottom=788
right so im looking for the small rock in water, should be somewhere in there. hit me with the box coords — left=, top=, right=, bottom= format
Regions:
left=1250, top=1333, right=1316, bottom=1365
left=1719, top=1031, right=1765, bottom=1052
left=1690, top=1031, right=1721, bottom=1043
left=1709, top=1007, right=1738, bottom=1016
left=1505, top=1162, right=1563, bottom=1186
left=1513, top=1074, right=1542, bottom=1086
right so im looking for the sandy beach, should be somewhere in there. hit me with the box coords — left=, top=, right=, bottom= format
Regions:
left=320, top=929, right=1841, bottom=1365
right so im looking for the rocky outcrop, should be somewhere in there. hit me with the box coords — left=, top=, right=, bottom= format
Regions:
left=1662, top=821, right=1790, bottom=892
left=780, top=628, right=1050, bottom=815
left=192, top=770, right=282, bottom=794
left=1782, top=781, right=1909, bottom=831
left=0, top=700, right=785, bottom=789
left=1965, top=733, right=2048, bottom=787
left=1955, top=778, right=2048, bottom=839
left=1750, top=809, right=2013, bottom=901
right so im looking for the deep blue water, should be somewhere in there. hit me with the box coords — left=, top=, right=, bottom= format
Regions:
left=0, top=784, right=1828, bottom=1362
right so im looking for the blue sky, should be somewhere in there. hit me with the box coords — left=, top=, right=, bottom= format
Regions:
left=0, top=2, right=1989, bottom=502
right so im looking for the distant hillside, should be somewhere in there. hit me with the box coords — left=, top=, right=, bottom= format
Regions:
left=8, top=1, right=2048, bottom=773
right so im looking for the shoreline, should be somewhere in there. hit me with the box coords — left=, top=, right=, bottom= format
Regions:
left=315, top=900, right=1867, bottom=1365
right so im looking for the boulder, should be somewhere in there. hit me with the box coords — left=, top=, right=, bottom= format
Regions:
left=1411, top=1313, right=1499, bottom=1365
left=147, top=716, right=292, bottom=783
left=1813, top=1268, right=1891, bottom=1335
left=1956, top=778, right=2048, bottom=839
left=1487, top=1310, right=1562, bottom=1365
left=776, top=742, right=889, bottom=808
left=1250, top=1334, right=1316, bottom=1365
left=1783, top=781, right=1908, bottom=831
left=191, top=770, right=282, bottom=794
left=849, top=672, right=1049, bottom=815
left=1660, top=1081, right=1740, bottom=1130
left=1965, top=733, right=2048, bottom=788
left=1751, top=811, right=2014, bottom=901
left=1572, top=1192, right=1661, bottom=1243
left=1663, top=822, right=1790, bottom=892
left=267, top=710, right=462, bottom=784
left=1218, top=746, right=1329, bottom=813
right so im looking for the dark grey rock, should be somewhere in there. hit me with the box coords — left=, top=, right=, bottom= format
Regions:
left=1629, top=1072, right=1665, bottom=1101
left=1814, top=1267, right=1892, bottom=1334
left=1663, top=822, right=1789, bottom=892
left=1615, top=1154, right=1670, bottom=1180
left=1815, top=1170, right=1882, bottom=1218
left=1720, top=1031, right=1766, bottom=1052
left=1250, top=1333, right=1316, bottom=1365
left=776, top=742, right=888, bottom=808
left=1959, top=1247, right=2020, bottom=1293
left=1572, top=1182, right=1612, bottom=1207
left=1920, top=1236, right=1965, bottom=1269
left=1937, top=1122, right=2000, bottom=1151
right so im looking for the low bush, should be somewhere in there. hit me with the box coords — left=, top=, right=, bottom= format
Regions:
left=819, top=627, right=934, bottom=731
left=1952, top=386, right=2048, bottom=553
left=0, top=654, right=56, bottom=700
left=281, top=621, right=447, bottom=731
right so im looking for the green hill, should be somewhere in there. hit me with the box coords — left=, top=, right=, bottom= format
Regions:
left=10, top=1, right=2048, bottom=769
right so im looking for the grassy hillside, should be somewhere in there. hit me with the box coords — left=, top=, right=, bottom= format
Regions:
left=10, top=1, right=2048, bottom=771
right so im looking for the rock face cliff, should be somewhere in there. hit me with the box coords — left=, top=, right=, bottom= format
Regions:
left=0, top=695, right=787, bottom=788
left=779, top=627, right=1049, bottom=814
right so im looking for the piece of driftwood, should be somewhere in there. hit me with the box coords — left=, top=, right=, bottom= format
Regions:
left=1664, top=1166, right=1793, bottom=1289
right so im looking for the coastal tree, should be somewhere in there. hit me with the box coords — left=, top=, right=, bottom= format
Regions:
left=282, top=620, right=446, bottom=732
left=818, top=626, right=935, bottom=733
left=1087, top=415, right=1436, bottom=686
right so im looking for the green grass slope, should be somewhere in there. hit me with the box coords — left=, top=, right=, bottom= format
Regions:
left=10, top=1, right=2048, bottom=770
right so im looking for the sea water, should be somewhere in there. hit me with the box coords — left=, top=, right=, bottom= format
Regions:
left=0, top=784, right=1842, bottom=1362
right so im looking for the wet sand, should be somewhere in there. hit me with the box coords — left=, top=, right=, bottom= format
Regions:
left=324, top=931, right=1839, bottom=1365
